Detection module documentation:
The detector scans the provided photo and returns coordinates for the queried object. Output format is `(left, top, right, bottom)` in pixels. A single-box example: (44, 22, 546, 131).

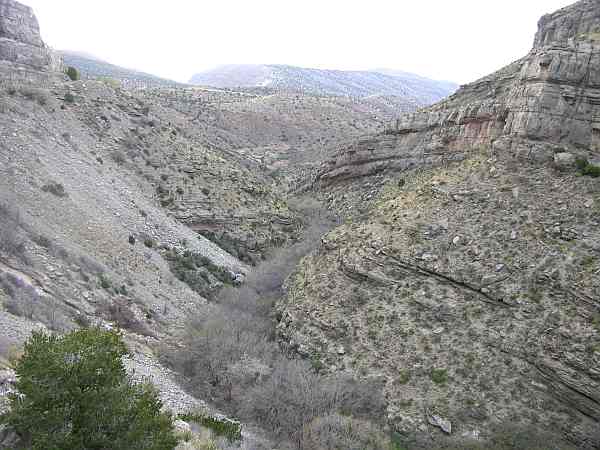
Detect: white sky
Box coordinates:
(20, 0, 575, 84)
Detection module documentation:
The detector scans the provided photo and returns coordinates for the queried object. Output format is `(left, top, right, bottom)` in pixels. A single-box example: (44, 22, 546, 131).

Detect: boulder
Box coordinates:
(173, 419, 192, 435)
(427, 413, 452, 434)
(553, 152, 576, 170)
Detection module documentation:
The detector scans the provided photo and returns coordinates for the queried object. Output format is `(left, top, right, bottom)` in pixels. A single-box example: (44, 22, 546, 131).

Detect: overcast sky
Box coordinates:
(21, 0, 574, 84)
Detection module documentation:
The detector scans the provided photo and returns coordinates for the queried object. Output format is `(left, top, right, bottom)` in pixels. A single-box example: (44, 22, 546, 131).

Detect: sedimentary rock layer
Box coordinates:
(0, 0, 63, 81)
(319, 0, 600, 184)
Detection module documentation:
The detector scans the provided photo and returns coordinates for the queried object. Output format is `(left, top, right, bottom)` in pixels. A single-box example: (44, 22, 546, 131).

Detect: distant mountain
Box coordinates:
(189, 64, 457, 106)
(60, 51, 186, 89)
(371, 68, 459, 103)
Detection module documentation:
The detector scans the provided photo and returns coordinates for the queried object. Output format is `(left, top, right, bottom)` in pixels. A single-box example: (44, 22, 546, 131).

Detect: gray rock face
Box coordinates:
(534, 0, 600, 48)
(0, 0, 63, 80)
(0, 0, 43, 46)
(318, 0, 600, 184)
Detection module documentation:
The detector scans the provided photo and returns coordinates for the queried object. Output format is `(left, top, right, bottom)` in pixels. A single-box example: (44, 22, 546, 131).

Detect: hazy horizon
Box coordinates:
(21, 0, 575, 85)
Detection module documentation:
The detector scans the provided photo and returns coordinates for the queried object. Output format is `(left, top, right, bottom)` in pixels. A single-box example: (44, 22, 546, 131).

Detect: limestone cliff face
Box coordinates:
(534, 0, 600, 47)
(0, 0, 63, 80)
(277, 2, 600, 447)
(319, 0, 600, 184)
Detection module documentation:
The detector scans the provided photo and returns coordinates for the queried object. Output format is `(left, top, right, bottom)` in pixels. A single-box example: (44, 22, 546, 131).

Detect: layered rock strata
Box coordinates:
(319, 0, 600, 184)
(0, 0, 63, 82)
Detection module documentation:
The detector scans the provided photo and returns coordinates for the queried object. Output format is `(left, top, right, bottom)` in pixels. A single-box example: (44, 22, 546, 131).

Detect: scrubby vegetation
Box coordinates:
(198, 231, 256, 265)
(399, 423, 579, 450)
(161, 200, 394, 449)
(178, 412, 242, 442)
(0, 273, 68, 331)
(19, 87, 50, 106)
(0, 201, 26, 260)
(576, 157, 600, 177)
(41, 182, 68, 197)
(65, 66, 80, 81)
(164, 249, 233, 299)
(0, 328, 177, 450)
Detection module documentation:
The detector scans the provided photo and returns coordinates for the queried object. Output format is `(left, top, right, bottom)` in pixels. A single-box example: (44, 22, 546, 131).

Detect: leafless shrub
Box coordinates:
(0, 335, 13, 364)
(164, 197, 382, 448)
(77, 254, 101, 272)
(1, 273, 68, 331)
(31, 234, 52, 249)
(19, 86, 51, 106)
(168, 305, 385, 448)
(98, 298, 154, 337)
(122, 135, 139, 150)
(0, 225, 25, 259)
(111, 150, 127, 165)
(301, 414, 392, 450)
(0, 201, 26, 260)
(240, 360, 385, 447)
(166, 307, 276, 403)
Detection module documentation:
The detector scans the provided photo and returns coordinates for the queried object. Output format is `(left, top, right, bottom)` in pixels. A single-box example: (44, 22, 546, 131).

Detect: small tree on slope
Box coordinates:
(1, 328, 177, 450)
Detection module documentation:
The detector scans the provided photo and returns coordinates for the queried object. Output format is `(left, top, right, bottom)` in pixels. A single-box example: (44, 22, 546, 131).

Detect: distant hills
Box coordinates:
(190, 64, 458, 105)
(60, 51, 186, 89)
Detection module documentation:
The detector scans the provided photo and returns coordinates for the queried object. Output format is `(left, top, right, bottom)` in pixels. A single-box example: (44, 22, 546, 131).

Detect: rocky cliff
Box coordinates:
(0, 0, 63, 81)
(277, 1, 600, 448)
(318, 0, 600, 185)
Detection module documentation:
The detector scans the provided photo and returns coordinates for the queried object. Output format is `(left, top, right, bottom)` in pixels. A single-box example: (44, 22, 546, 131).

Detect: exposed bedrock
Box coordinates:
(0, 0, 63, 81)
(319, 0, 600, 184)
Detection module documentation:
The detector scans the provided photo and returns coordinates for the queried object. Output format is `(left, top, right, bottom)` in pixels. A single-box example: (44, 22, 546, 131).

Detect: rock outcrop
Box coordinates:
(277, 1, 600, 448)
(319, 0, 600, 184)
(0, 0, 63, 82)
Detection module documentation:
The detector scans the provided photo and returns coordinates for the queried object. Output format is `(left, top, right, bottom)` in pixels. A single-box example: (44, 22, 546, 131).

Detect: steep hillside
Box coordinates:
(277, 1, 600, 448)
(60, 50, 186, 89)
(0, 3, 303, 446)
(190, 64, 457, 107)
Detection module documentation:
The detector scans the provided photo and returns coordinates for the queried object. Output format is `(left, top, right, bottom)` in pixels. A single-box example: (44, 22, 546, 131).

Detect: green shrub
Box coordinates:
(164, 250, 234, 299)
(430, 368, 449, 385)
(591, 313, 600, 332)
(99, 274, 112, 290)
(144, 238, 156, 248)
(575, 157, 600, 178)
(41, 182, 68, 197)
(397, 369, 411, 385)
(0, 328, 177, 450)
(64, 92, 75, 103)
(178, 412, 241, 442)
(65, 66, 80, 81)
